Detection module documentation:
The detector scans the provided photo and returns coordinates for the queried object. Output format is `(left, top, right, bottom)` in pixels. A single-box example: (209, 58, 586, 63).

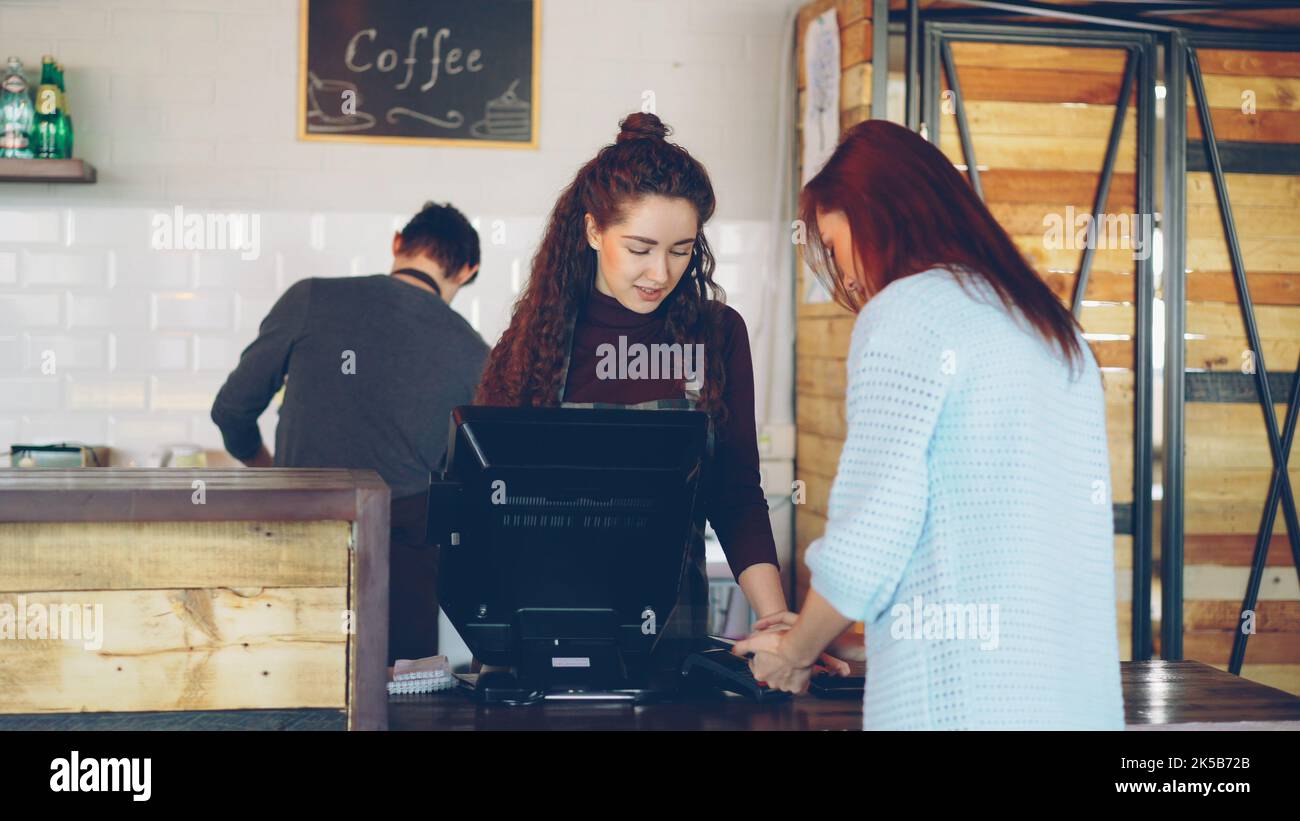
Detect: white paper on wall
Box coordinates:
(800, 7, 839, 304)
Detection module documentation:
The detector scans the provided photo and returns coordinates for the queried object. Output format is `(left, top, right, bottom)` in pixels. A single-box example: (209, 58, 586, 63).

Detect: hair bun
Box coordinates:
(617, 112, 671, 144)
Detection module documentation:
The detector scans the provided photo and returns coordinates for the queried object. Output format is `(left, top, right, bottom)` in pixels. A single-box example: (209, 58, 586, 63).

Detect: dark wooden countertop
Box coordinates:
(0, 468, 389, 522)
(388, 661, 1300, 730)
(1121, 659, 1300, 728)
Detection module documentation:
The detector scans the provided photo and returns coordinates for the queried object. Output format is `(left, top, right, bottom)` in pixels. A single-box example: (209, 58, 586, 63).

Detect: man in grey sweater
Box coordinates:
(211, 201, 490, 663)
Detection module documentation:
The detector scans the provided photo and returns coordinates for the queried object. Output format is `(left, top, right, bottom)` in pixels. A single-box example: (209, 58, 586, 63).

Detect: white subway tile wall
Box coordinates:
(0, 203, 773, 463)
(0, 252, 17, 284)
(0, 0, 791, 467)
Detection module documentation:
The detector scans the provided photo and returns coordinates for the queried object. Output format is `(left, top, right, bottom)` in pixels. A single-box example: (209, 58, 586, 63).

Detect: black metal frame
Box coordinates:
(1168, 28, 1300, 669)
(906, 0, 922, 130)
(872, 0, 890, 120)
(891, 1, 1300, 675)
(892, 1, 1300, 37)
(919, 21, 1159, 661)
(1163, 33, 1187, 660)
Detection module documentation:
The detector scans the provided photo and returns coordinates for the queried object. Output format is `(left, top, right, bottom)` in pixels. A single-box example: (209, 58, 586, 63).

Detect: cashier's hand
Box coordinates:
(750, 612, 853, 676)
(241, 444, 274, 468)
(732, 630, 813, 694)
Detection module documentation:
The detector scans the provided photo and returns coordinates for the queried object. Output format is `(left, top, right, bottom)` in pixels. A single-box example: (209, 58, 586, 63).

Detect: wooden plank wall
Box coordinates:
(794, 0, 874, 609)
(1182, 47, 1300, 695)
(0, 520, 351, 713)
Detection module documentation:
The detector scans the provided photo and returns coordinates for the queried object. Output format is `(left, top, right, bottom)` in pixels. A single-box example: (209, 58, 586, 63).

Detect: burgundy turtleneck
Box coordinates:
(563, 287, 778, 579)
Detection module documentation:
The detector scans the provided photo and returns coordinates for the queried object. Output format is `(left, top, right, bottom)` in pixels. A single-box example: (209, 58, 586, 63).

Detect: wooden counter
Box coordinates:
(388, 661, 1300, 731)
(0, 468, 389, 730)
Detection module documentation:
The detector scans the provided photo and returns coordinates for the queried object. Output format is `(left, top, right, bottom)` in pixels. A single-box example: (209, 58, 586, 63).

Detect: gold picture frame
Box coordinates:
(296, 0, 541, 150)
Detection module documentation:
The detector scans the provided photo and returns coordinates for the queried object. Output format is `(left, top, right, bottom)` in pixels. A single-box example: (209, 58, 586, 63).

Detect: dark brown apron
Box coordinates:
(556, 316, 716, 670)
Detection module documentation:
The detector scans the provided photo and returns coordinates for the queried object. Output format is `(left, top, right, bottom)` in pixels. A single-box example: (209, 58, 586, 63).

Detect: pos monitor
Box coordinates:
(427, 405, 709, 703)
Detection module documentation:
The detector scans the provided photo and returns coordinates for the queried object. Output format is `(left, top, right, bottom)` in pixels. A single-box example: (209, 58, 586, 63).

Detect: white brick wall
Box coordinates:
(0, 0, 796, 468)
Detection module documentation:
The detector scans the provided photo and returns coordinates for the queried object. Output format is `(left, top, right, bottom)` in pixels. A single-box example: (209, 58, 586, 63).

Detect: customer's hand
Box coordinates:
(827, 629, 867, 663)
(240, 444, 273, 468)
(752, 610, 798, 632)
(732, 630, 814, 694)
(750, 612, 852, 676)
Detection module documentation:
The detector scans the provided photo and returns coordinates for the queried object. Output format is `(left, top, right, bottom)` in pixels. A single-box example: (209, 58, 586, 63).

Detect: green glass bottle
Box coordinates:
(0, 57, 36, 158)
(33, 56, 60, 159)
(55, 62, 72, 158)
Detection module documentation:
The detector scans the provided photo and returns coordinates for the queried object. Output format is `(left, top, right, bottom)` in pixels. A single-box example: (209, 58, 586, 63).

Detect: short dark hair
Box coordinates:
(398, 202, 480, 285)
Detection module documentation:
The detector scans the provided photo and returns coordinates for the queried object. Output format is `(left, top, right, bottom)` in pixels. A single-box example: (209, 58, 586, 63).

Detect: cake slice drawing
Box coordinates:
(470, 79, 531, 140)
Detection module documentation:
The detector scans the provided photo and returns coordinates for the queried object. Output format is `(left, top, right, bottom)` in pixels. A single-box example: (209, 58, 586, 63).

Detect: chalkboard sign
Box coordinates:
(297, 0, 540, 149)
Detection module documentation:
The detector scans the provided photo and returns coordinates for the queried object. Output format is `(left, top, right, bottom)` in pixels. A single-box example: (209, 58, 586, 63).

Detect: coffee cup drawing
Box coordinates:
(305, 71, 377, 133)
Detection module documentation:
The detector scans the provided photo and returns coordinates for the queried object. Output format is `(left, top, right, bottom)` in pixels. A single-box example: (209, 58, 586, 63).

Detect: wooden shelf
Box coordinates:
(0, 157, 96, 183)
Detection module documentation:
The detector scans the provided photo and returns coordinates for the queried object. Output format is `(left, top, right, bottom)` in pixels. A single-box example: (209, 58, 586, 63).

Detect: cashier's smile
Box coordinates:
(0, 596, 103, 651)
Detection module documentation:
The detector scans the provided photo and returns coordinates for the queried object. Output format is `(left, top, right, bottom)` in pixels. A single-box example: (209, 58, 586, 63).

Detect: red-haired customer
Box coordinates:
(735, 120, 1124, 730)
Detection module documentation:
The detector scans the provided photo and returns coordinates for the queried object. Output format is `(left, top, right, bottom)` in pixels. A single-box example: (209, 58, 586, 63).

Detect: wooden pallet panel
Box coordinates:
(1187, 74, 1300, 112)
(1207, 664, 1300, 697)
(1186, 600, 1300, 629)
(1186, 533, 1296, 566)
(0, 587, 347, 713)
(982, 169, 1136, 208)
(1184, 630, 1300, 664)
(1185, 497, 1292, 535)
(840, 62, 872, 112)
(1188, 237, 1300, 273)
(795, 314, 855, 360)
(949, 41, 1128, 73)
(1012, 235, 1138, 276)
(1186, 403, 1295, 472)
(952, 66, 1136, 105)
(796, 394, 847, 442)
(1185, 302, 1300, 340)
(1184, 565, 1300, 600)
(1187, 172, 1300, 208)
(0, 520, 351, 593)
(1043, 270, 1137, 304)
(839, 18, 872, 68)
(991, 202, 1145, 243)
(1185, 271, 1300, 306)
(943, 100, 1135, 139)
(797, 431, 846, 480)
(1197, 49, 1300, 78)
(941, 132, 1137, 173)
(1185, 337, 1298, 371)
(1188, 107, 1300, 143)
(796, 354, 848, 398)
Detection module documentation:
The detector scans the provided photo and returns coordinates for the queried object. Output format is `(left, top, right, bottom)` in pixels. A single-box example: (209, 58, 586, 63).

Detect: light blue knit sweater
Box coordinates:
(806, 267, 1124, 730)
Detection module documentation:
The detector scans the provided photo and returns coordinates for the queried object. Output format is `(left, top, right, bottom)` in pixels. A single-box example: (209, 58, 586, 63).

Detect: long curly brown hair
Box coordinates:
(475, 112, 729, 421)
